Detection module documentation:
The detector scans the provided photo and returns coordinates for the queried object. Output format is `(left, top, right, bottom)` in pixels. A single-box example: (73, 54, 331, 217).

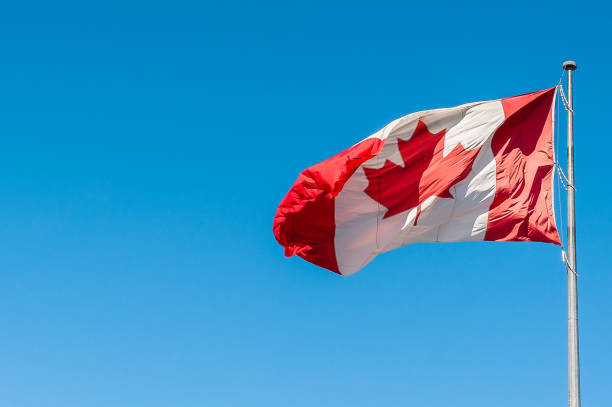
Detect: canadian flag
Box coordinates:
(274, 88, 560, 276)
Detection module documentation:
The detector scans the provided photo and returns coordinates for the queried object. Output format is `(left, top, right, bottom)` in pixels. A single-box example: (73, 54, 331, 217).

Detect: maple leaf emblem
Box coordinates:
(363, 120, 481, 224)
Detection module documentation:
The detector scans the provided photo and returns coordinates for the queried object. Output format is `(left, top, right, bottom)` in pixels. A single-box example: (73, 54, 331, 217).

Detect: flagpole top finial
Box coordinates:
(563, 61, 577, 71)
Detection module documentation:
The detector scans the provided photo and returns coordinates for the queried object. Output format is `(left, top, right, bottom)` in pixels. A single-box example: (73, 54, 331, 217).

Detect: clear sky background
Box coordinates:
(1, 1, 610, 406)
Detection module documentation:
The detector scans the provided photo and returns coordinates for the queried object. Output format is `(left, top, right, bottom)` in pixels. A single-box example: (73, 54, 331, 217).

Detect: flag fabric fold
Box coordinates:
(274, 88, 560, 276)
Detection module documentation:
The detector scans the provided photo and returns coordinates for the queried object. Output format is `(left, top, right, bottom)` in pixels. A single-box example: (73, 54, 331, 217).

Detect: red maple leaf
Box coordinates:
(363, 120, 481, 224)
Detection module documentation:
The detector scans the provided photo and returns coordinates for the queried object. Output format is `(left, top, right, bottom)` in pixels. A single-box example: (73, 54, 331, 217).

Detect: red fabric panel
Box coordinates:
(485, 88, 561, 244)
(273, 138, 384, 274)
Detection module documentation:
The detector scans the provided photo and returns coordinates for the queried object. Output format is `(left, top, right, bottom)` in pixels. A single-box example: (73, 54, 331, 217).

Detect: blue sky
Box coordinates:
(1, 1, 610, 406)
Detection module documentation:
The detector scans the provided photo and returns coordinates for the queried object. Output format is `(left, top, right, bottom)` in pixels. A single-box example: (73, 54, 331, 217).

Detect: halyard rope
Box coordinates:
(558, 83, 574, 114)
(555, 77, 578, 277)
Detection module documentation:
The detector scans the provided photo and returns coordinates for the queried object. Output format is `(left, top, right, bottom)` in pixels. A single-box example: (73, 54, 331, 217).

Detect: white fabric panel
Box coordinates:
(334, 100, 505, 276)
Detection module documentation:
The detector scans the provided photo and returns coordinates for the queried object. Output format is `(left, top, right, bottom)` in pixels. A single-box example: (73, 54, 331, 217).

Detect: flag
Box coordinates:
(273, 88, 560, 276)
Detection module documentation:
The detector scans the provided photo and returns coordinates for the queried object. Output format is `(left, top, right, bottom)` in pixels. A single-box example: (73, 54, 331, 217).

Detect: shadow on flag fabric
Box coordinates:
(273, 88, 561, 276)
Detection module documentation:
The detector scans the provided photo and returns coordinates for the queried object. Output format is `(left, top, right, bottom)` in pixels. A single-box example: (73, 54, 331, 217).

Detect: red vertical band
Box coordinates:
(273, 137, 384, 274)
(485, 88, 561, 244)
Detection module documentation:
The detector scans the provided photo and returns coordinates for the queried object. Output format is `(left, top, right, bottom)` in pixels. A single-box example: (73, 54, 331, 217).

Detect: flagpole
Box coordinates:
(563, 60, 580, 407)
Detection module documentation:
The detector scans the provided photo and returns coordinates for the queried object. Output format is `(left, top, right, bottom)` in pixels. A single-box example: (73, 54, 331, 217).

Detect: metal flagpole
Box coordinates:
(563, 60, 580, 407)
